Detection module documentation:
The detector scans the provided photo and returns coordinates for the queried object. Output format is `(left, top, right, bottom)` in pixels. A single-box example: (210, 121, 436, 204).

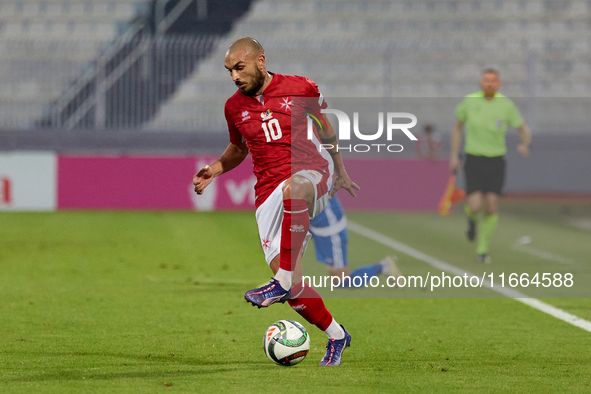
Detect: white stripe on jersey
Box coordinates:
(330, 232, 344, 269)
(309, 216, 347, 237)
(324, 200, 345, 268)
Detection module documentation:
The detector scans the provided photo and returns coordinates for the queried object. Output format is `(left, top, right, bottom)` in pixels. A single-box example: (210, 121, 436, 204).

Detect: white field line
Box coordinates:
(566, 217, 591, 231)
(512, 245, 575, 264)
(348, 221, 591, 333)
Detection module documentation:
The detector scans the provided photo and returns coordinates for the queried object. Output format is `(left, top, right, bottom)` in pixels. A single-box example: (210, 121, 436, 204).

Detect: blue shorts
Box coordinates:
(309, 195, 348, 268)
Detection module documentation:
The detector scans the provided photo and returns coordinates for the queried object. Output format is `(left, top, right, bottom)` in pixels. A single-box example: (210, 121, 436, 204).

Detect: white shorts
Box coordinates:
(256, 170, 332, 265)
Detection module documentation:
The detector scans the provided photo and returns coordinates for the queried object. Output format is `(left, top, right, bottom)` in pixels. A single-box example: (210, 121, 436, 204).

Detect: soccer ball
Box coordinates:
(263, 320, 310, 366)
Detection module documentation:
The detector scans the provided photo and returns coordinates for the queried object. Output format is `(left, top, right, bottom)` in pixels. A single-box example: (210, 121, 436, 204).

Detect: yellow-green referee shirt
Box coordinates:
(455, 92, 524, 157)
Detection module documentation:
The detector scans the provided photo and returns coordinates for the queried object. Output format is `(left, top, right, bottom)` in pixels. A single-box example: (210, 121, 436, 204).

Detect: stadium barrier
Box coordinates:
(57, 155, 256, 211)
(0, 153, 450, 211)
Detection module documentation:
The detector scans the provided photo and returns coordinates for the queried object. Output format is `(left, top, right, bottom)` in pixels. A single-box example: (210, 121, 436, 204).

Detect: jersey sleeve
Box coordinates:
(224, 101, 243, 145)
(305, 78, 328, 111)
(508, 100, 525, 129)
(455, 98, 467, 122)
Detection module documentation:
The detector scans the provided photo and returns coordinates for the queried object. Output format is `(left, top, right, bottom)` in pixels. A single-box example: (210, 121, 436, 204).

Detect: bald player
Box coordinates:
(450, 69, 532, 263)
(193, 38, 358, 366)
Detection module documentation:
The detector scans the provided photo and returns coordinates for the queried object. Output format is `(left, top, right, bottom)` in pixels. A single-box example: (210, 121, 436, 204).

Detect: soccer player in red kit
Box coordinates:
(193, 38, 359, 366)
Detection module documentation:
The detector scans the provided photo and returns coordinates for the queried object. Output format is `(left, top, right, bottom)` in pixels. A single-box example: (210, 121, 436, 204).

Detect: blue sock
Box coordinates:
(344, 264, 383, 288)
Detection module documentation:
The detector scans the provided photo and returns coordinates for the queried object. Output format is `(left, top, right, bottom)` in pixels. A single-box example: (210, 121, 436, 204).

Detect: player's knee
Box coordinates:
(468, 202, 481, 214)
(467, 193, 482, 212)
(289, 175, 313, 200)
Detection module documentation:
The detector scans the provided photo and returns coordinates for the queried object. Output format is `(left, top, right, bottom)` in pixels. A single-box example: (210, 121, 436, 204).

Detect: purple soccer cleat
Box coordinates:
(244, 278, 291, 308)
(319, 325, 351, 366)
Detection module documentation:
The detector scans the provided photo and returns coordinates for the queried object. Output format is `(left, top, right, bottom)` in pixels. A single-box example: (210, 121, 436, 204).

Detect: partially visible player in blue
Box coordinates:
(310, 195, 400, 286)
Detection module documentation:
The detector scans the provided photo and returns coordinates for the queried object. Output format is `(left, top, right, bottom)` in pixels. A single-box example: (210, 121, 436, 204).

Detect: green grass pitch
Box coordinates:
(1, 206, 590, 393)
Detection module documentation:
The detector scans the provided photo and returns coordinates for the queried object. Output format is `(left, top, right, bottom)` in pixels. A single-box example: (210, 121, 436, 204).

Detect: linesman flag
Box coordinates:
(438, 175, 466, 216)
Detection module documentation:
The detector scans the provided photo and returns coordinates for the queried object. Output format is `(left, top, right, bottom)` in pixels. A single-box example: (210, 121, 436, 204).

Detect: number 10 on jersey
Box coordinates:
(262, 119, 282, 142)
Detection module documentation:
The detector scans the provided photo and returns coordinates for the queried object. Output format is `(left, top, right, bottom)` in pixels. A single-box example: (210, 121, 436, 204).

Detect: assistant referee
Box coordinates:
(450, 69, 532, 263)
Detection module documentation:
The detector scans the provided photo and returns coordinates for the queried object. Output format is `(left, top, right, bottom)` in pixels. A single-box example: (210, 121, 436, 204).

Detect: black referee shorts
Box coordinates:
(464, 154, 506, 195)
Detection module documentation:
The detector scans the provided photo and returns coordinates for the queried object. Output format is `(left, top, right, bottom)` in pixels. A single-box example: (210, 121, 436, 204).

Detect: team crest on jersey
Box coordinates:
(261, 238, 270, 250)
(241, 110, 250, 121)
(261, 109, 273, 121)
(280, 97, 292, 112)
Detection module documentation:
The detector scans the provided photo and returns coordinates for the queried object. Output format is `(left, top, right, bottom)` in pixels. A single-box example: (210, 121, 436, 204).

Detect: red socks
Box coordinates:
(279, 199, 310, 272)
(288, 282, 333, 331)
(280, 200, 333, 332)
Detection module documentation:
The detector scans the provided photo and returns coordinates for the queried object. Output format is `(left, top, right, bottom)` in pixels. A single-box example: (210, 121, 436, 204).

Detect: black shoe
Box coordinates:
(466, 219, 476, 242)
(477, 254, 491, 264)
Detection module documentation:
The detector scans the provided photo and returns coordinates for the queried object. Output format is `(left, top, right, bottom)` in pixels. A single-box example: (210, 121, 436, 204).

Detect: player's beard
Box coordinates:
(240, 67, 266, 97)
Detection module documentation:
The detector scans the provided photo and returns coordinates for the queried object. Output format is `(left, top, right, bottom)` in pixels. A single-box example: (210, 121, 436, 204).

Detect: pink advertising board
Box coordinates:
(337, 158, 450, 211)
(57, 155, 449, 211)
(58, 155, 257, 211)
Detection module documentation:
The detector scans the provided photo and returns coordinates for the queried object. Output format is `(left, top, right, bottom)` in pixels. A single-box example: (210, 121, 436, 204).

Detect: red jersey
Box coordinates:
(224, 73, 330, 208)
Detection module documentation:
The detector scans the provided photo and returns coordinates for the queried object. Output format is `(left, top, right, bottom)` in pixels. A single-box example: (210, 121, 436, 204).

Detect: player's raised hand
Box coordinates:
(517, 143, 530, 157)
(330, 171, 360, 198)
(193, 165, 215, 195)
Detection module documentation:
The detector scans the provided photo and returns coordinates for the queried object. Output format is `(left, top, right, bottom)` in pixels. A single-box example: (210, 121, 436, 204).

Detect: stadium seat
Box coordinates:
(2, 0, 591, 131)
(0, 0, 148, 128)
(146, 0, 591, 132)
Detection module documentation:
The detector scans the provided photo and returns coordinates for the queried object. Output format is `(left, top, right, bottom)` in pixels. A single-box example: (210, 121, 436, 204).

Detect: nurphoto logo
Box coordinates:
(307, 109, 418, 154)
